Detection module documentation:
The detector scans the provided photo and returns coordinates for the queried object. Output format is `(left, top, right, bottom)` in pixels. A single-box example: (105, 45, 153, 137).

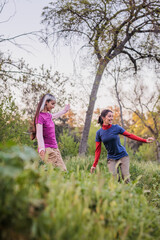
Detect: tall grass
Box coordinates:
(0, 145, 160, 240)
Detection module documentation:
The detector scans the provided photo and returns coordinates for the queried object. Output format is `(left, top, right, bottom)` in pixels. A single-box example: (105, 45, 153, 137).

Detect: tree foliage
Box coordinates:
(0, 52, 75, 117)
(0, 96, 32, 146)
(121, 78, 160, 162)
(42, 0, 160, 154)
(0, 53, 76, 148)
(42, 0, 160, 63)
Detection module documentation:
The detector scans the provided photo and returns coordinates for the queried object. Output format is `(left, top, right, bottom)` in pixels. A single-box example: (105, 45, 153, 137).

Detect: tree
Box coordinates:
(0, 53, 74, 116)
(0, 1, 78, 147)
(42, 0, 160, 154)
(62, 109, 77, 127)
(121, 77, 160, 162)
(106, 56, 128, 147)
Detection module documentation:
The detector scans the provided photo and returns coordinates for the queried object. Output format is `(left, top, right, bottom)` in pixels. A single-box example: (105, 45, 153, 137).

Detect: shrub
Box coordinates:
(134, 143, 157, 162)
(35, 159, 160, 240)
(130, 161, 160, 209)
(1, 145, 160, 240)
(0, 144, 48, 240)
(0, 96, 33, 147)
(87, 123, 107, 158)
(58, 130, 79, 158)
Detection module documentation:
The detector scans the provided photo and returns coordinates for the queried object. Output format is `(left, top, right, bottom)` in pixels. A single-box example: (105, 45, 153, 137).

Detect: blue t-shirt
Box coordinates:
(95, 124, 128, 160)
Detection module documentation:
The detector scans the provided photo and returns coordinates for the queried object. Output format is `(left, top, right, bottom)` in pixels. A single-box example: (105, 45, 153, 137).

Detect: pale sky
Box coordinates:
(1, 0, 76, 73)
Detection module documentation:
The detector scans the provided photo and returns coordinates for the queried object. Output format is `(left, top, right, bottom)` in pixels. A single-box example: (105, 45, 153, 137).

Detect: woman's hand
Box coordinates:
(90, 166, 96, 173)
(39, 150, 45, 160)
(146, 137, 155, 143)
(64, 104, 70, 113)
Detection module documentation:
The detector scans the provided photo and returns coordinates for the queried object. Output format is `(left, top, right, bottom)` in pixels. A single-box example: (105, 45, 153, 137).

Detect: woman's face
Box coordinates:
(102, 112, 113, 125)
(45, 100, 56, 112)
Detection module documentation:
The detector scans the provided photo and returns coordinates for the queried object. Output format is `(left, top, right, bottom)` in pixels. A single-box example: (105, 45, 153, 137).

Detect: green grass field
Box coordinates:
(0, 145, 160, 240)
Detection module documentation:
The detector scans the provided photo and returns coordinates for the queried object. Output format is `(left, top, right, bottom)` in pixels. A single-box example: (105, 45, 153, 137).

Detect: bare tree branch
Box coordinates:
(0, 31, 41, 43)
(121, 50, 137, 72)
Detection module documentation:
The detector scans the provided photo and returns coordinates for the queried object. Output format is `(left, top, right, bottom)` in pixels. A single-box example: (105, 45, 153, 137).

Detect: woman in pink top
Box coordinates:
(30, 93, 70, 171)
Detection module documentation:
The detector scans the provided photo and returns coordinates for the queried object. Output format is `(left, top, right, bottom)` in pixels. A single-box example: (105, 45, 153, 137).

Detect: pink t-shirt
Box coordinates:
(36, 112, 58, 149)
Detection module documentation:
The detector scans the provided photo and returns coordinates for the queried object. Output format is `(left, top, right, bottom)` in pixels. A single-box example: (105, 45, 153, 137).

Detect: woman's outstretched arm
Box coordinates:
(122, 131, 155, 143)
(52, 104, 70, 119)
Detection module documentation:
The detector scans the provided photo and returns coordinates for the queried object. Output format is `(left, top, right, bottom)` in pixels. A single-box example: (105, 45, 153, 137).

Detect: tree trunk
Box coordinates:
(156, 140, 160, 163)
(79, 59, 108, 155)
(115, 83, 126, 148)
(119, 105, 126, 147)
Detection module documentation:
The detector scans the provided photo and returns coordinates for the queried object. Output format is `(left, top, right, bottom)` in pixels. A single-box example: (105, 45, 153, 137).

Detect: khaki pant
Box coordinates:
(42, 148, 67, 171)
(107, 156, 130, 183)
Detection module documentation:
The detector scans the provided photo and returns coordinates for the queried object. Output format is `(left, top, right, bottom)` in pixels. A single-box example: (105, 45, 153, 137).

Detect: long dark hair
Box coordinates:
(98, 109, 113, 126)
(29, 94, 56, 140)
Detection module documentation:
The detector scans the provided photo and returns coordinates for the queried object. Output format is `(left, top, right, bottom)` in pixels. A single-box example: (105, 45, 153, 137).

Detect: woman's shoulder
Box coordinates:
(38, 112, 46, 119)
(39, 112, 52, 118)
(37, 112, 51, 123)
(112, 124, 120, 128)
(112, 124, 125, 132)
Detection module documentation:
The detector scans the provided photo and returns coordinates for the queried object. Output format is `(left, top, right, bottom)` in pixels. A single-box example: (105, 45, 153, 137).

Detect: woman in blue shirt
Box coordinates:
(90, 109, 154, 183)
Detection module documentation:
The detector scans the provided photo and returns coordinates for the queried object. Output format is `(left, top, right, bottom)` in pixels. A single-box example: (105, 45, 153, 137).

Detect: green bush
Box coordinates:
(130, 161, 160, 210)
(0, 145, 160, 240)
(58, 130, 79, 158)
(87, 123, 107, 158)
(0, 144, 48, 240)
(0, 96, 33, 147)
(35, 159, 160, 240)
(134, 143, 157, 162)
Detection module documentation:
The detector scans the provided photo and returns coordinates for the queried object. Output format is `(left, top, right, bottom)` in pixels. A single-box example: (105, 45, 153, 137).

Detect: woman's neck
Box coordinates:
(102, 124, 112, 130)
(42, 108, 49, 113)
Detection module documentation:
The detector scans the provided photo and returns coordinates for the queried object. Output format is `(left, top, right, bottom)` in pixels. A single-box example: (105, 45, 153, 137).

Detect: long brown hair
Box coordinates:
(29, 94, 56, 140)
